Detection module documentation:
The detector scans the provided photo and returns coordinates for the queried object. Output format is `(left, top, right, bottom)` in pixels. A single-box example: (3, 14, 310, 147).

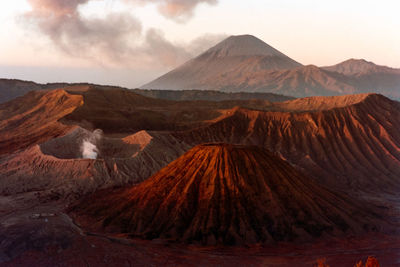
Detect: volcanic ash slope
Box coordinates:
(73, 144, 386, 246)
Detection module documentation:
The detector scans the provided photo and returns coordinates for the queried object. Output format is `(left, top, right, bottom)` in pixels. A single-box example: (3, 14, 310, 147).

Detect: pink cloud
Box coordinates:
(21, 0, 222, 68)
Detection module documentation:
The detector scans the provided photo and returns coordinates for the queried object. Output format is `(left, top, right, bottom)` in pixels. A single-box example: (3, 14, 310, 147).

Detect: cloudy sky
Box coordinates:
(0, 0, 399, 88)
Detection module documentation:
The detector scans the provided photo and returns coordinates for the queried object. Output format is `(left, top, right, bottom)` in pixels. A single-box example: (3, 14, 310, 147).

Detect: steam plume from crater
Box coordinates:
(81, 140, 98, 159)
(80, 129, 103, 159)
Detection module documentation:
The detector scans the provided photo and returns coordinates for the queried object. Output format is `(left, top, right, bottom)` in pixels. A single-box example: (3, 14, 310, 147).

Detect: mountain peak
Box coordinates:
(339, 58, 376, 67)
(141, 34, 302, 90)
(324, 58, 399, 76)
(202, 34, 291, 58)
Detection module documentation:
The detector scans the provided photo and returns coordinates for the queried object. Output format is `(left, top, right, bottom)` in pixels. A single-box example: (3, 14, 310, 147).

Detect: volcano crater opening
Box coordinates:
(39, 128, 141, 160)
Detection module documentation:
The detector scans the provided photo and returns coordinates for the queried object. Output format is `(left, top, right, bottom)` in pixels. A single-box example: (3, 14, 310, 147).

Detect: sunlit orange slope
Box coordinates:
(73, 144, 386, 245)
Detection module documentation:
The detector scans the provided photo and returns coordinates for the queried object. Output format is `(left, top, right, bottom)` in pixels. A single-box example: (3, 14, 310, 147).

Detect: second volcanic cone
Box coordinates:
(73, 144, 384, 245)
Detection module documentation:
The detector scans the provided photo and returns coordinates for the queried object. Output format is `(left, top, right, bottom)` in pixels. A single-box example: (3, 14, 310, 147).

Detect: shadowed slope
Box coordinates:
(0, 79, 43, 103)
(62, 87, 278, 133)
(133, 89, 294, 102)
(73, 144, 385, 246)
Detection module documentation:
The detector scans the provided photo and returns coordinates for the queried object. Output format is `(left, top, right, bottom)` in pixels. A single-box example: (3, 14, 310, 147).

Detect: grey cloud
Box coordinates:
(22, 0, 222, 68)
(144, 30, 227, 67)
(126, 0, 218, 22)
(188, 33, 228, 56)
(24, 0, 142, 65)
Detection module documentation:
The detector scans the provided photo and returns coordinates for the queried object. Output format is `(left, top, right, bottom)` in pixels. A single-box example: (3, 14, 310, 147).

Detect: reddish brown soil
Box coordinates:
(4, 233, 399, 267)
(72, 144, 390, 246)
(0, 86, 285, 157)
(1, 90, 399, 199)
(174, 94, 400, 193)
(0, 90, 82, 155)
(0, 129, 189, 198)
(0, 89, 399, 265)
(1, 190, 398, 266)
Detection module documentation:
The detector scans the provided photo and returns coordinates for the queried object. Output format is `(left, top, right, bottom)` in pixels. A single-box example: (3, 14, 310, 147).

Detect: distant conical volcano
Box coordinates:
(73, 144, 382, 245)
(142, 35, 400, 99)
(141, 35, 302, 90)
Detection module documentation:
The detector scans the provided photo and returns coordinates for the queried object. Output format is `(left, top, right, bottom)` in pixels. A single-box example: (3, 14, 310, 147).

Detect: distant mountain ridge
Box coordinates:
(0, 78, 292, 104)
(143, 35, 400, 99)
(323, 58, 400, 76)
